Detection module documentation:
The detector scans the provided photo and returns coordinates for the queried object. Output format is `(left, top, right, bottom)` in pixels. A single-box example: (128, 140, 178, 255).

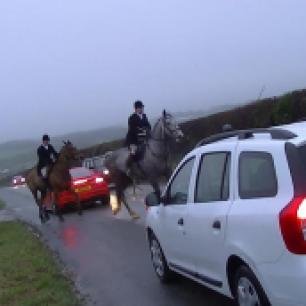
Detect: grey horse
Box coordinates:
(105, 110, 184, 219)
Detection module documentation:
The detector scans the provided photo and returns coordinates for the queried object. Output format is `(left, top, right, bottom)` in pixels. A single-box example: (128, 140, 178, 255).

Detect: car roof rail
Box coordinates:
(195, 128, 297, 148)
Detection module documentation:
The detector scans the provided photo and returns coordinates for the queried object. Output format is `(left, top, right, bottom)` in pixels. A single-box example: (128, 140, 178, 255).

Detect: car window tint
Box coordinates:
(239, 152, 277, 199)
(70, 167, 93, 178)
(298, 144, 306, 169)
(195, 153, 230, 203)
(168, 157, 195, 205)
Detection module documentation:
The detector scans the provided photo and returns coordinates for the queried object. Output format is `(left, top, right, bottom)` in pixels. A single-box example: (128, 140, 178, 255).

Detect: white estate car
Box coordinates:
(145, 123, 306, 306)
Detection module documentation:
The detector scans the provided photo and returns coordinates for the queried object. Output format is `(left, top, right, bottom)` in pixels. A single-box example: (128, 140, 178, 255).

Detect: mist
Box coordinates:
(1, 0, 306, 143)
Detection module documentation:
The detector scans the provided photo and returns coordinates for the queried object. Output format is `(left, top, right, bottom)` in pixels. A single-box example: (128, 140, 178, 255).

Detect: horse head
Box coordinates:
(60, 140, 79, 162)
(159, 110, 184, 142)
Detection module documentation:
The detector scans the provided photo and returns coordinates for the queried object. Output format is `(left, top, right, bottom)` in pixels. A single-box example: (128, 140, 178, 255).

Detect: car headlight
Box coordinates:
(13, 180, 17, 184)
(21, 178, 25, 182)
(103, 169, 110, 176)
(95, 177, 104, 183)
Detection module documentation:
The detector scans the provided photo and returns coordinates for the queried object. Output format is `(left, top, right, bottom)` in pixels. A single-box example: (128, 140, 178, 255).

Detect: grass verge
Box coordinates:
(0, 221, 80, 306)
(0, 198, 5, 210)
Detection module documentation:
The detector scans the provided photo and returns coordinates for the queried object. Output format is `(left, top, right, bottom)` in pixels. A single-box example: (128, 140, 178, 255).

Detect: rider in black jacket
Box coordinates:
(37, 134, 58, 179)
(125, 101, 151, 172)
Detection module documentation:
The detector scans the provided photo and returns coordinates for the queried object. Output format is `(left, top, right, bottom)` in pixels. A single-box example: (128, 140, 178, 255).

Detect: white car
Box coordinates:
(145, 123, 306, 306)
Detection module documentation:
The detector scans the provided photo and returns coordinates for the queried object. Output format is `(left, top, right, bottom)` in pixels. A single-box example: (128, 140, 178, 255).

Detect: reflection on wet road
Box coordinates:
(0, 186, 234, 306)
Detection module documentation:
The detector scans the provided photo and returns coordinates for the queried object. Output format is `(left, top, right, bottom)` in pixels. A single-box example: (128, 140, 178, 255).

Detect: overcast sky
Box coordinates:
(1, 0, 306, 143)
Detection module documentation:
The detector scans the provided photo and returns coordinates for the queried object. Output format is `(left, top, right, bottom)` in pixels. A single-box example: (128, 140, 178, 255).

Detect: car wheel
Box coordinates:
(234, 265, 270, 306)
(149, 234, 173, 283)
(100, 194, 110, 205)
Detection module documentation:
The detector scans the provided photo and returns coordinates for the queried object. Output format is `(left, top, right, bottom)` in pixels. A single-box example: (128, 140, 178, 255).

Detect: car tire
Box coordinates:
(149, 234, 173, 283)
(233, 265, 270, 306)
(101, 194, 110, 205)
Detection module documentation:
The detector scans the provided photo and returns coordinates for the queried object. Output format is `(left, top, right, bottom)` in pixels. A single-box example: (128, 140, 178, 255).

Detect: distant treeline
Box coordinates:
(80, 88, 306, 161)
(3, 88, 304, 186)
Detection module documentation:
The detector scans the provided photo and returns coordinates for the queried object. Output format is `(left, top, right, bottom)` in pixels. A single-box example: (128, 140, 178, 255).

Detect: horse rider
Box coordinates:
(125, 100, 151, 173)
(37, 134, 58, 183)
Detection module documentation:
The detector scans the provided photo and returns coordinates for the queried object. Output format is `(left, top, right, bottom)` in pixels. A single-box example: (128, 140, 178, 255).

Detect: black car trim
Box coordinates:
(169, 262, 223, 288)
(285, 142, 306, 197)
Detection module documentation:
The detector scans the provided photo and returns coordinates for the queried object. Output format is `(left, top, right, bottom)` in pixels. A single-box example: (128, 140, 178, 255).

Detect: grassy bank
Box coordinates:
(0, 199, 5, 210)
(0, 222, 80, 306)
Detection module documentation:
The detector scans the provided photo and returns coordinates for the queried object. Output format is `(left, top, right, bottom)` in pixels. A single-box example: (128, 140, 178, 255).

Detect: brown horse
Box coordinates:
(26, 141, 82, 223)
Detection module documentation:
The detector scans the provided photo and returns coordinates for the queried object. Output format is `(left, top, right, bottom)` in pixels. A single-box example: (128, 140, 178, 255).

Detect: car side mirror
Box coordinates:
(145, 192, 160, 207)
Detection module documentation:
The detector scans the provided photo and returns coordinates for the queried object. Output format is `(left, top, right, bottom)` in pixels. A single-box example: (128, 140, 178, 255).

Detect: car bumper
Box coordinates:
(58, 185, 109, 207)
(258, 252, 306, 306)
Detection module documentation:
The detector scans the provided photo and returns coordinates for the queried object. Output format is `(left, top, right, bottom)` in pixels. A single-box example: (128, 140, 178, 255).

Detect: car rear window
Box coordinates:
(70, 167, 93, 178)
(298, 145, 306, 166)
(239, 152, 277, 199)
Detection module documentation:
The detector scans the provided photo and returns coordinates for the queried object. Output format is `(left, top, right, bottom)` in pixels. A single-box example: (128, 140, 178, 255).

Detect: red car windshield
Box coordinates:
(70, 167, 93, 178)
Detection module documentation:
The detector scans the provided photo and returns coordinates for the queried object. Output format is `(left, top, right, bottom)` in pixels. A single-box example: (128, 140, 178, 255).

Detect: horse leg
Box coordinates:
(120, 189, 140, 220)
(72, 189, 82, 216)
(31, 189, 44, 223)
(40, 189, 50, 221)
(53, 192, 64, 222)
(148, 177, 161, 199)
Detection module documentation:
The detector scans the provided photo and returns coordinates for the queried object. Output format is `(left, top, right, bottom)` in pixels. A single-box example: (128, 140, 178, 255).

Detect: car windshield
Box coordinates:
(70, 167, 93, 178)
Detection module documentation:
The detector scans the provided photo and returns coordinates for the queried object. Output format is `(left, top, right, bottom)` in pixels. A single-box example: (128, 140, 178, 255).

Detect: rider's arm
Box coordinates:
(128, 115, 138, 130)
(37, 146, 44, 166)
(128, 115, 138, 144)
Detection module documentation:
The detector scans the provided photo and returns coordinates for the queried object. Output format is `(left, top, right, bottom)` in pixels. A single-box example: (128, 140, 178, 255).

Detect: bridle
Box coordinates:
(146, 116, 178, 162)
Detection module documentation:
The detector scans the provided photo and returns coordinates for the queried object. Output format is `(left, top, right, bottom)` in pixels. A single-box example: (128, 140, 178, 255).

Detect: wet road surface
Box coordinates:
(0, 186, 234, 306)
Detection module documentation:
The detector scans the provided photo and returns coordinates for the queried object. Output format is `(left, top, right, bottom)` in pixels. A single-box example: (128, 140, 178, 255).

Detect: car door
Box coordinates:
(186, 143, 235, 288)
(158, 156, 197, 272)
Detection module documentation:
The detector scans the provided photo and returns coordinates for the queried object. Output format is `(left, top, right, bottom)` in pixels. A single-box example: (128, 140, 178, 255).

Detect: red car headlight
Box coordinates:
(95, 177, 104, 184)
(103, 169, 110, 176)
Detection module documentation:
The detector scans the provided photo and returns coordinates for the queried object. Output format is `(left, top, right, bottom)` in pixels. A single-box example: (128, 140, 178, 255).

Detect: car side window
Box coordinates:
(167, 157, 195, 205)
(239, 152, 277, 199)
(195, 152, 231, 203)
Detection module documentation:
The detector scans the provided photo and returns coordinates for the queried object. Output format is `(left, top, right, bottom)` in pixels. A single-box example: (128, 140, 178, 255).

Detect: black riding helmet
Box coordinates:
(42, 134, 50, 141)
(134, 100, 144, 109)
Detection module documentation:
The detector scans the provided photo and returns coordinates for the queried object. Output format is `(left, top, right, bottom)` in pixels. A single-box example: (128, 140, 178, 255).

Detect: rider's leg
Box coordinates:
(37, 164, 43, 177)
(126, 144, 137, 176)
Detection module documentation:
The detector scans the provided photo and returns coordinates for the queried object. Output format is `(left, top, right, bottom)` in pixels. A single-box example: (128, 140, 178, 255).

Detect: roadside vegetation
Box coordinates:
(80, 88, 306, 160)
(0, 198, 5, 210)
(2, 88, 306, 185)
(0, 221, 80, 306)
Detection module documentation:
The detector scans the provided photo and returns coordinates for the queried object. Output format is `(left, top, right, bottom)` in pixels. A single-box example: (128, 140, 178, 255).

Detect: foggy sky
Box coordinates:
(1, 0, 306, 143)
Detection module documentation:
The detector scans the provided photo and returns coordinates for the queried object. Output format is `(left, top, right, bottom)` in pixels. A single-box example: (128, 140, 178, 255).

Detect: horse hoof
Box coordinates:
(131, 213, 140, 220)
(40, 217, 46, 224)
(112, 208, 120, 215)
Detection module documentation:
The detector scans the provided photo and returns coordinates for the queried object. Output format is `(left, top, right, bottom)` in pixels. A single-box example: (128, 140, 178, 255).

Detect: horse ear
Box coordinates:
(63, 140, 67, 145)
(163, 109, 166, 117)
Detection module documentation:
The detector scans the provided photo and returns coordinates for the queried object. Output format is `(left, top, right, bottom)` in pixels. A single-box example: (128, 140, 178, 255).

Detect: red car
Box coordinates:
(12, 175, 26, 187)
(57, 167, 110, 208)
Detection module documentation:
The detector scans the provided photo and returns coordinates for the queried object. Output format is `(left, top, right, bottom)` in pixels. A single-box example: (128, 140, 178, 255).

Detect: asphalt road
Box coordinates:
(0, 185, 234, 306)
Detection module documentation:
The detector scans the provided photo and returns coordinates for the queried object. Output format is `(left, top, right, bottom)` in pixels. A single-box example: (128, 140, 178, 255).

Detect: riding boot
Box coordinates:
(126, 155, 134, 178)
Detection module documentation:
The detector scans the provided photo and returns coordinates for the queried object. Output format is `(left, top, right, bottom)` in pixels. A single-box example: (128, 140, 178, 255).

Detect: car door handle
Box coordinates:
(178, 218, 184, 226)
(212, 220, 221, 230)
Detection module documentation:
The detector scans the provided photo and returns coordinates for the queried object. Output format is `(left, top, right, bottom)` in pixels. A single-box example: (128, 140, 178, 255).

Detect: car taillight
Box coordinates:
(95, 177, 104, 184)
(279, 196, 306, 254)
